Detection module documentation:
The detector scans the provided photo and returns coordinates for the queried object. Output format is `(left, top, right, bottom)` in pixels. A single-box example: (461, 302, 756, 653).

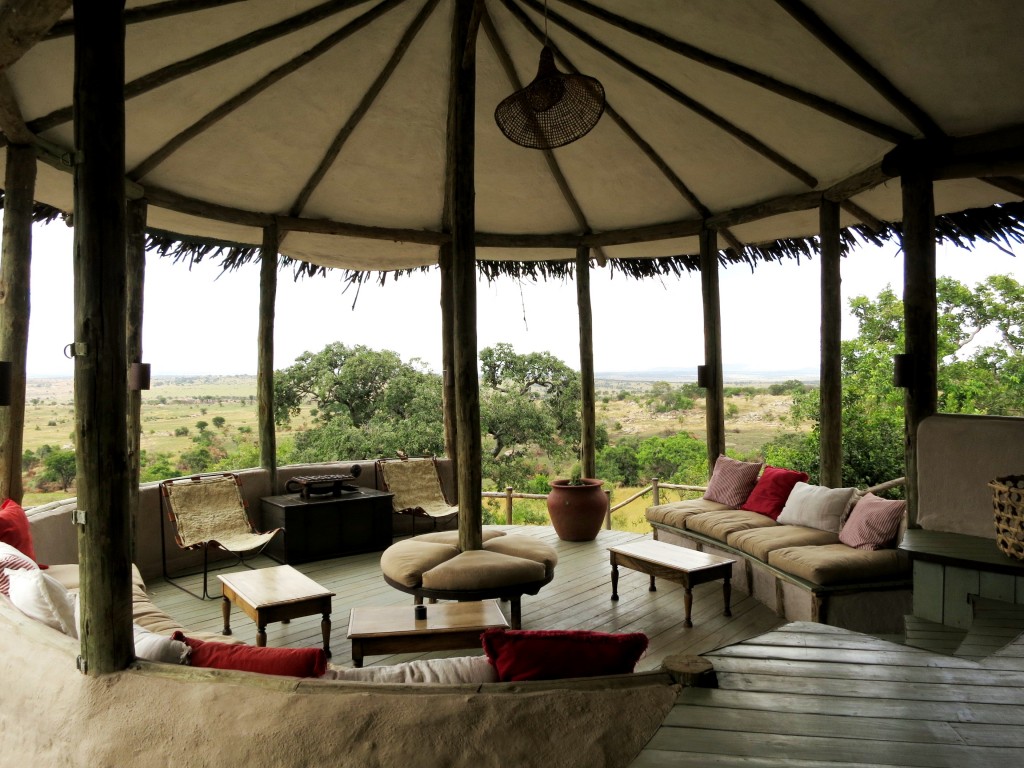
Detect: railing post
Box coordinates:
(505, 486, 513, 525)
(604, 488, 612, 529)
(652, 477, 660, 507)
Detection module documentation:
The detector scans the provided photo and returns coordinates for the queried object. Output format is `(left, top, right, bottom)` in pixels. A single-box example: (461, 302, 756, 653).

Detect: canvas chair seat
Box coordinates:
(378, 458, 458, 535)
(161, 472, 283, 599)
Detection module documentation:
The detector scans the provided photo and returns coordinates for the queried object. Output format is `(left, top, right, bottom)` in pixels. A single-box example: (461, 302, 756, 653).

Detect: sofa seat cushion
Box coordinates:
(379, 540, 459, 588)
(421, 549, 546, 592)
(767, 543, 910, 586)
(727, 526, 839, 562)
(685, 509, 777, 542)
(484, 535, 558, 580)
(646, 498, 732, 529)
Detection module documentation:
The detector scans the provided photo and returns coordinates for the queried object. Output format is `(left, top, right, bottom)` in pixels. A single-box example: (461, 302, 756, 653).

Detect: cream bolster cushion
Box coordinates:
(322, 655, 498, 685)
(134, 623, 190, 664)
(776, 483, 857, 534)
(421, 550, 546, 591)
(380, 540, 459, 588)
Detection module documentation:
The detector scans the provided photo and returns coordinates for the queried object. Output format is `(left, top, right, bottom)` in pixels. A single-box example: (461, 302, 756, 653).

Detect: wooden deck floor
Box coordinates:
(633, 621, 1024, 767)
(147, 525, 784, 670)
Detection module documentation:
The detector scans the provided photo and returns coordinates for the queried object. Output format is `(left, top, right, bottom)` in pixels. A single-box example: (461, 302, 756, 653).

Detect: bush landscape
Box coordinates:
(21, 277, 1024, 535)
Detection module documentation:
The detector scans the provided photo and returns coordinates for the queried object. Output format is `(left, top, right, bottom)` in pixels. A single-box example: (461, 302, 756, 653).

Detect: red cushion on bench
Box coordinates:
(481, 628, 648, 682)
(173, 632, 327, 678)
(741, 466, 809, 520)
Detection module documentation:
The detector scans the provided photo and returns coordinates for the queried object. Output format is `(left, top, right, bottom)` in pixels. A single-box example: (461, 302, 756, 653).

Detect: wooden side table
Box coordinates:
(347, 600, 508, 668)
(609, 540, 734, 627)
(218, 565, 335, 656)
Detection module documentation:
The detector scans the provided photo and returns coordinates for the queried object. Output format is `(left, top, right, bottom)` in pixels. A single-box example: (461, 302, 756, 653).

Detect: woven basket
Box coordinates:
(990, 475, 1024, 560)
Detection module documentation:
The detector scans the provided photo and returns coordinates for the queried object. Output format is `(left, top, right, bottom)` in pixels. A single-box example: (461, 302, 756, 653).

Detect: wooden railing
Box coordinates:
(482, 476, 906, 530)
(481, 477, 708, 530)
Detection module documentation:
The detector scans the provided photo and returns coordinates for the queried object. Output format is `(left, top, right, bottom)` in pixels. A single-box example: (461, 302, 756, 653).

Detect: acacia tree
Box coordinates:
(763, 275, 1024, 491)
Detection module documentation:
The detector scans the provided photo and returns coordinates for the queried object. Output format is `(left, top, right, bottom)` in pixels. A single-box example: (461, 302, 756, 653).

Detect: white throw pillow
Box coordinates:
(776, 482, 857, 533)
(6, 567, 78, 638)
(133, 623, 190, 664)
(322, 655, 498, 684)
(0, 541, 39, 596)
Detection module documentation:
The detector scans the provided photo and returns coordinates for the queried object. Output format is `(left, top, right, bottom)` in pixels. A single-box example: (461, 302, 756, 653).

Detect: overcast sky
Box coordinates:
(21, 217, 1024, 378)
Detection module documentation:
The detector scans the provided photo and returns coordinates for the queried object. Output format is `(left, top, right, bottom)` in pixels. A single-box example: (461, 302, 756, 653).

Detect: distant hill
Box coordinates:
(595, 367, 818, 385)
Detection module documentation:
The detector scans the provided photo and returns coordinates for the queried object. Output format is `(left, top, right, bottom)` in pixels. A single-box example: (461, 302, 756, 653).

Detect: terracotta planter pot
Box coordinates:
(546, 478, 607, 542)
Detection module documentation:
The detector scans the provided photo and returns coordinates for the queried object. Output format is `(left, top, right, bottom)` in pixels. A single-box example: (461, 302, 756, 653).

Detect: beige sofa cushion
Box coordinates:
(685, 509, 776, 542)
(484, 535, 558, 580)
(379, 540, 459, 588)
(646, 498, 732, 529)
(767, 543, 910, 586)
(421, 550, 546, 591)
(727, 526, 840, 562)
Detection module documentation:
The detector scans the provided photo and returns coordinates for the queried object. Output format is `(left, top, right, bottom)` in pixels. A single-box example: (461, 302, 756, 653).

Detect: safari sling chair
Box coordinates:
(160, 472, 283, 599)
(376, 456, 459, 536)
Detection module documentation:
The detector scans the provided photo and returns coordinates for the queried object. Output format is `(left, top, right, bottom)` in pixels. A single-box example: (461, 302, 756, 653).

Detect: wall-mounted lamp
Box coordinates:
(129, 362, 151, 391)
(696, 364, 708, 389)
(0, 361, 11, 406)
(893, 353, 913, 388)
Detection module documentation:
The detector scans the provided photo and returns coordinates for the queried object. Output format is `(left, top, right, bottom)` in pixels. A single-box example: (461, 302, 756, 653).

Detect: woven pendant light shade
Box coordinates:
(495, 46, 605, 150)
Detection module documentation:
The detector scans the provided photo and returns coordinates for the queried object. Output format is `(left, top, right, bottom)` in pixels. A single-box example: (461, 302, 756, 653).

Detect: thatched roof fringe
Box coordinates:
(86, 202, 1024, 285)
(0, 191, 64, 224)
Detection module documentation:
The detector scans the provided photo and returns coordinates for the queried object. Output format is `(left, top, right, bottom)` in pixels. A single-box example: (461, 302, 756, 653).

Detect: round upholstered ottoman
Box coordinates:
(379, 530, 558, 628)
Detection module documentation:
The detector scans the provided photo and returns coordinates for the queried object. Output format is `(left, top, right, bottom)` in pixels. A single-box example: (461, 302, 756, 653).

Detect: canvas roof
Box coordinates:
(6, 0, 1024, 273)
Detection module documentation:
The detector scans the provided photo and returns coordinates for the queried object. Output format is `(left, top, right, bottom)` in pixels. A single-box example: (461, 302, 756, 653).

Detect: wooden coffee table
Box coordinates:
(347, 600, 509, 668)
(608, 540, 734, 627)
(218, 565, 335, 656)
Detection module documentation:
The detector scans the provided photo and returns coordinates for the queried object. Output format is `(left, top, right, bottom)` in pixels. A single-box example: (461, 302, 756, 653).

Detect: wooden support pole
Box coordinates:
(258, 223, 278, 487)
(700, 229, 725, 472)
(901, 173, 937, 528)
(0, 143, 35, 503)
(575, 245, 597, 479)
(448, 0, 482, 552)
(125, 197, 148, 548)
(819, 199, 843, 487)
(73, 0, 133, 675)
(439, 242, 457, 469)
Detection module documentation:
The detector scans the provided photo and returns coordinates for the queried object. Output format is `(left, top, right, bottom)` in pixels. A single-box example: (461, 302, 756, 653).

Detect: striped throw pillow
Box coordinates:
(0, 540, 39, 596)
(703, 455, 764, 508)
(839, 493, 907, 550)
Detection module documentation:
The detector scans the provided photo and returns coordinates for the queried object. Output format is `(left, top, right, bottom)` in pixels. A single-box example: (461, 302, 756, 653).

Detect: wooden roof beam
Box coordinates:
(882, 126, 1024, 180)
(509, 0, 817, 188)
(28, 0, 376, 136)
(47, 0, 247, 39)
(129, 0, 406, 180)
(288, 0, 440, 219)
(0, 0, 70, 72)
(554, 0, 910, 144)
(775, 0, 943, 139)
(0, 74, 33, 145)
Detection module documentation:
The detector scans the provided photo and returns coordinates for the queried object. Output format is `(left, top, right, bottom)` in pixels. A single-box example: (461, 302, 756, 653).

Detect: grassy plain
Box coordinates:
(22, 375, 805, 519)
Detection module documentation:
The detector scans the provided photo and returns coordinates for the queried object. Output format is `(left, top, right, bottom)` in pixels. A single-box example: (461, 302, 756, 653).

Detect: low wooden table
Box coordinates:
(347, 600, 509, 668)
(609, 540, 734, 627)
(218, 565, 335, 657)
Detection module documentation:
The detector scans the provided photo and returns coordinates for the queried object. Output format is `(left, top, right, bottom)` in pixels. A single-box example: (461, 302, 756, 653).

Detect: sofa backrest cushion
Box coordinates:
(703, 455, 763, 507)
(840, 493, 907, 551)
(740, 466, 810, 520)
(777, 483, 857, 533)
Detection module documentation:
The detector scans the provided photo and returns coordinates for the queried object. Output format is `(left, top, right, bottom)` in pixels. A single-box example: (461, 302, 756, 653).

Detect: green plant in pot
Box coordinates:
(546, 464, 607, 542)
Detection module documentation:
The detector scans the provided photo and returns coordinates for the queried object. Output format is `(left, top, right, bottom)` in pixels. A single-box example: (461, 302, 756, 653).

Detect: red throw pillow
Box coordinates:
(172, 632, 327, 678)
(481, 628, 648, 682)
(0, 498, 37, 562)
(741, 466, 810, 520)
